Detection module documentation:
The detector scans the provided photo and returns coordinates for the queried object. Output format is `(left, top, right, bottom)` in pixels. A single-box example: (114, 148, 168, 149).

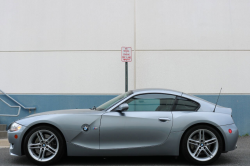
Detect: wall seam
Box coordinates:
(1, 50, 250, 53)
(134, 0, 137, 90)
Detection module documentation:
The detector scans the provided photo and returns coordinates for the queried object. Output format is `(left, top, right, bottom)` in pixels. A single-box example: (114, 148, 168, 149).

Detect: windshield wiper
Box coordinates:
(90, 106, 96, 110)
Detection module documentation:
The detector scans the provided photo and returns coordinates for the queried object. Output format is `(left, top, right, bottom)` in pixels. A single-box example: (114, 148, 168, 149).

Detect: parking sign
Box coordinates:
(121, 47, 132, 62)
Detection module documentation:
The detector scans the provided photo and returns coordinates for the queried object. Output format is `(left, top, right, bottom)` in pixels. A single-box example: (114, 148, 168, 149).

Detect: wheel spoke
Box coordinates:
(29, 143, 40, 149)
(199, 129, 205, 141)
(203, 148, 210, 157)
(47, 135, 55, 144)
(46, 148, 55, 154)
(199, 130, 202, 142)
(38, 148, 42, 159)
(202, 130, 205, 141)
(189, 142, 199, 146)
(188, 139, 199, 146)
(37, 133, 42, 142)
(38, 131, 45, 141)
(41, 149, 46, 160)
(192, 146, 199, 156)
(195, 149, 202, 157)
(205, 138, 216, 143)
(47, 145, 57, 153)
(205, 146, 213, 157)
(206, 140, 217, 146)
(189, 139, 200, 143)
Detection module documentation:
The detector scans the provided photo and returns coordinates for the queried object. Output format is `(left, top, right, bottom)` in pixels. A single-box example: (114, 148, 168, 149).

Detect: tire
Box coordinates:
(181, 125, 223, 165)
(23, 125, 66, 165)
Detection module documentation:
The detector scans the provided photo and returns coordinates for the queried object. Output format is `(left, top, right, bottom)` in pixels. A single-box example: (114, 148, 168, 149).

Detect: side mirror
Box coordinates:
(115, 103, 129, 112)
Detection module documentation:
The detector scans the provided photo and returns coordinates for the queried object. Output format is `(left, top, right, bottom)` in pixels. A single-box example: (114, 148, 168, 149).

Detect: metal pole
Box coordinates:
(125, 62, 128, 92)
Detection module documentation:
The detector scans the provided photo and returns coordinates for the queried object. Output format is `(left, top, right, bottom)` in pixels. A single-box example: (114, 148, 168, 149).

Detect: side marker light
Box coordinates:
(14, 135, 18, 139)
(228, 129, 232, 134)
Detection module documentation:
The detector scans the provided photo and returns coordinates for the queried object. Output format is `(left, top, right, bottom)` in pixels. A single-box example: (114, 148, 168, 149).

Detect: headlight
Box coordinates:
(9, 122, 22, 132)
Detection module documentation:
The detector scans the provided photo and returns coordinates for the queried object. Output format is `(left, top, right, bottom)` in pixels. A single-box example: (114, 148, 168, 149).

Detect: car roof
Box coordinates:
(132, 88, 183, 96)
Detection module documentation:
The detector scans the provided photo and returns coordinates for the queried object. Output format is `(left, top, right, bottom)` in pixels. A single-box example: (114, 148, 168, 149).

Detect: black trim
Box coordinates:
(118, 93, 177, 112)
(171, 96, 178, 111)
(8, 122, 14, 130)
(100, 90, 133, 111)
(171, 96, 200, 112)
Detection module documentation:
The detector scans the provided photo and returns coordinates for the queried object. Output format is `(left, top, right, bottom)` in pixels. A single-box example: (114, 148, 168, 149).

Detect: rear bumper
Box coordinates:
(218, 123, 238, 152)
(8, 126, 26, 156)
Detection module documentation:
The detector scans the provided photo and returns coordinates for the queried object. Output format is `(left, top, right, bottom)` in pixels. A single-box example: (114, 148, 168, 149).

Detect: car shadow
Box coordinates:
(56, 155, 234, 166)
(56, 156, 191, 165)
(7, 154, 234, 166)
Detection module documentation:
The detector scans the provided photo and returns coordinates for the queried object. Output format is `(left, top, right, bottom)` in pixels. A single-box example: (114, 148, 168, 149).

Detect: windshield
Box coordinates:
(96, 90, 133, 111)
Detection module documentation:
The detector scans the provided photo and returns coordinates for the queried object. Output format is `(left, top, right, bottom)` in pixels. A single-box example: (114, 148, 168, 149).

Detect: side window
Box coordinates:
(173, 97, 199, 111)
(125, 94, 176, 112)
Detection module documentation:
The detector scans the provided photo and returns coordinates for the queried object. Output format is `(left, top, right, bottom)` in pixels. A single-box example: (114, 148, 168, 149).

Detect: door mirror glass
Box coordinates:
(115, 103, 129, 112)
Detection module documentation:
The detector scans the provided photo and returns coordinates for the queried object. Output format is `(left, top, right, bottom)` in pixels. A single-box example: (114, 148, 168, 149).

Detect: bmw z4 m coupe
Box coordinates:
(8, 89, 238, 165)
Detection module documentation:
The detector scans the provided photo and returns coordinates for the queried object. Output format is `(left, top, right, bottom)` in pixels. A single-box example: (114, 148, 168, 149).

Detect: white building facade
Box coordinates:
(0, 0, 250, 135)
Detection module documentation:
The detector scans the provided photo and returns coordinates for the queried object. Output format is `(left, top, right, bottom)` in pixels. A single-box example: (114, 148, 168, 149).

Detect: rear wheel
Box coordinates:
(23, 125, 65, 165)
(181, 125, 223, 165)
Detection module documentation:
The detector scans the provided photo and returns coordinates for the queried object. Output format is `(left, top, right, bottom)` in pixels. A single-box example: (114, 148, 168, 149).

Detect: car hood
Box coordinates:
(15, 109, 104, 127)
(25, 109, 99, 118)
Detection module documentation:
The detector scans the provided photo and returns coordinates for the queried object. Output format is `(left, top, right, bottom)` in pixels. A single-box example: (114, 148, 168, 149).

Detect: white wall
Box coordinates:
(0, 52, 134, 94)
(136, 51, 250, 93)
(136, 0, 250, 50)
(135, 0, 250, 94)
(0, 0, 135, 94)
(1, 0, 250, 94)
(0, 0, 134, 51)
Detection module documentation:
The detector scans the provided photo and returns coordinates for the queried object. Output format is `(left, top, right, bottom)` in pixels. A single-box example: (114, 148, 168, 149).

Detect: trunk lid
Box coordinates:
(215, 105, 232, 115)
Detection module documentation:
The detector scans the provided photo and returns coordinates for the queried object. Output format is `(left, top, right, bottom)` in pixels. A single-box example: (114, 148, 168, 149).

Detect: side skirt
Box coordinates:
(67, 131, 183, 156)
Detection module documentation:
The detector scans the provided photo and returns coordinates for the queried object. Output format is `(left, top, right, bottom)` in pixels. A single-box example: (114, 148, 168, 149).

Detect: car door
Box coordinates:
(100, 93, 175, 149)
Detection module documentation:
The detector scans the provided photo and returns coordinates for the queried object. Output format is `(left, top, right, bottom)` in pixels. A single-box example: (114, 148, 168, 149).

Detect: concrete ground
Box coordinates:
(0, 139, 9, 147)
(0, 136, 249, 166)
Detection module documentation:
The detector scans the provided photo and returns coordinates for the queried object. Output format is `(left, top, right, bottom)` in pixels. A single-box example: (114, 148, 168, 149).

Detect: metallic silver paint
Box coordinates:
(218, 124, 238, 151)
(8, 125, 26, 156)
(7, 88, 238, 158)
(100, 111, 172, 149)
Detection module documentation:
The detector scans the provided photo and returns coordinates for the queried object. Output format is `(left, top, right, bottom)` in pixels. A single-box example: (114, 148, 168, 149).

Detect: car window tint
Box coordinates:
(125, 94, 176, 112)
(173, 97, 199, 111)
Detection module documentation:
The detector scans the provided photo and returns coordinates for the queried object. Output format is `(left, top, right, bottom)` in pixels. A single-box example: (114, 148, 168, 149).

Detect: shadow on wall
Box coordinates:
(0, 94, 249, 135)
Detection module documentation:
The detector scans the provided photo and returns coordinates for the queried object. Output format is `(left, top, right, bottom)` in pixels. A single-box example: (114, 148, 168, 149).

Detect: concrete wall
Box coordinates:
(1, 0, 250, 135)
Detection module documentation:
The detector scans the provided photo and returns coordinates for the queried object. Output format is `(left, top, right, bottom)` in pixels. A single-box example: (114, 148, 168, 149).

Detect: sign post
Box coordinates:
(121, 47, 132, 92)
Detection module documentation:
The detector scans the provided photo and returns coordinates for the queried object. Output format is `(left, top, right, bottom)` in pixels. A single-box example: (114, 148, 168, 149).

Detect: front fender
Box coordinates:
(16, 113, 102, 143)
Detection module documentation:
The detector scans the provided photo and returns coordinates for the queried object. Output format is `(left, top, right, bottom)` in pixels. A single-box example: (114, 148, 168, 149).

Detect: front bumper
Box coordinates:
(218, 123, 238, 152)
(8, 126, 26, 156)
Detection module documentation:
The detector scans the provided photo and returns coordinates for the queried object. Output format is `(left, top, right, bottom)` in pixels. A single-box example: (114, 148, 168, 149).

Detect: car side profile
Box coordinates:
(8, 88, 238, 165)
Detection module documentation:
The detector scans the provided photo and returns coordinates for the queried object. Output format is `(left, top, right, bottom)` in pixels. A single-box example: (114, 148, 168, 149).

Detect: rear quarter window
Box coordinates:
(173, 97, 199, 111)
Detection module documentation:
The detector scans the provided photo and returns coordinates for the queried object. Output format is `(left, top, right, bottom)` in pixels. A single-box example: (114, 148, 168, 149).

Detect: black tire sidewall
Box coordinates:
(23, 125, 65, 165)
(181, 125, 223, 165)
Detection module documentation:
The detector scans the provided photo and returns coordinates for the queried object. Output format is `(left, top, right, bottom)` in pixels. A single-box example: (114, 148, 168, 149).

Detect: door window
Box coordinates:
(125, 94, 176, 112)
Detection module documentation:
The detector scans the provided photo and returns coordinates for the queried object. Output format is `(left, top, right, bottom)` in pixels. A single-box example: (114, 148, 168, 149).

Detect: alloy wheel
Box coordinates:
(187, 129, 219, 161)
(27, 130, 59, 162)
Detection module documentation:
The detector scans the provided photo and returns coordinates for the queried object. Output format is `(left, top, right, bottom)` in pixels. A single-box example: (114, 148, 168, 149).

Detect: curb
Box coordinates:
(0, 139, 10, 147)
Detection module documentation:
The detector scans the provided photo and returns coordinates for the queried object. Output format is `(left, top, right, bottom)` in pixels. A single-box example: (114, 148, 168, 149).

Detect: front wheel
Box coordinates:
(181, 125, 223, 165)
(23, 125, 66, 165)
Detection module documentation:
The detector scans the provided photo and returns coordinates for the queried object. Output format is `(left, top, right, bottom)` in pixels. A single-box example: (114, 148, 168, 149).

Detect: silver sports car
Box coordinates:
(8, 88, 238, 165)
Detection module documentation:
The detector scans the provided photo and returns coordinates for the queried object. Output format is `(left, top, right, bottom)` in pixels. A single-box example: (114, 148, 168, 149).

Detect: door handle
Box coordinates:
(158, 117, 171, 122)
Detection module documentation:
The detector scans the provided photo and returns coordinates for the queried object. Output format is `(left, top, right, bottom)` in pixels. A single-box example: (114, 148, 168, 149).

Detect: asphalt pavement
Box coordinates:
(0, 136, 249, 166)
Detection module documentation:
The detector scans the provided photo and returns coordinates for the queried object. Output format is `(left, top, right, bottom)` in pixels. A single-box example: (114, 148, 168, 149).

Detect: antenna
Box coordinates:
(213, 88, 222, 112)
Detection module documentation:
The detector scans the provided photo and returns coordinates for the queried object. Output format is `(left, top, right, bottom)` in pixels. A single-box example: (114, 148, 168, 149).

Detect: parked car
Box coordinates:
(8, 88, 238, 165)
